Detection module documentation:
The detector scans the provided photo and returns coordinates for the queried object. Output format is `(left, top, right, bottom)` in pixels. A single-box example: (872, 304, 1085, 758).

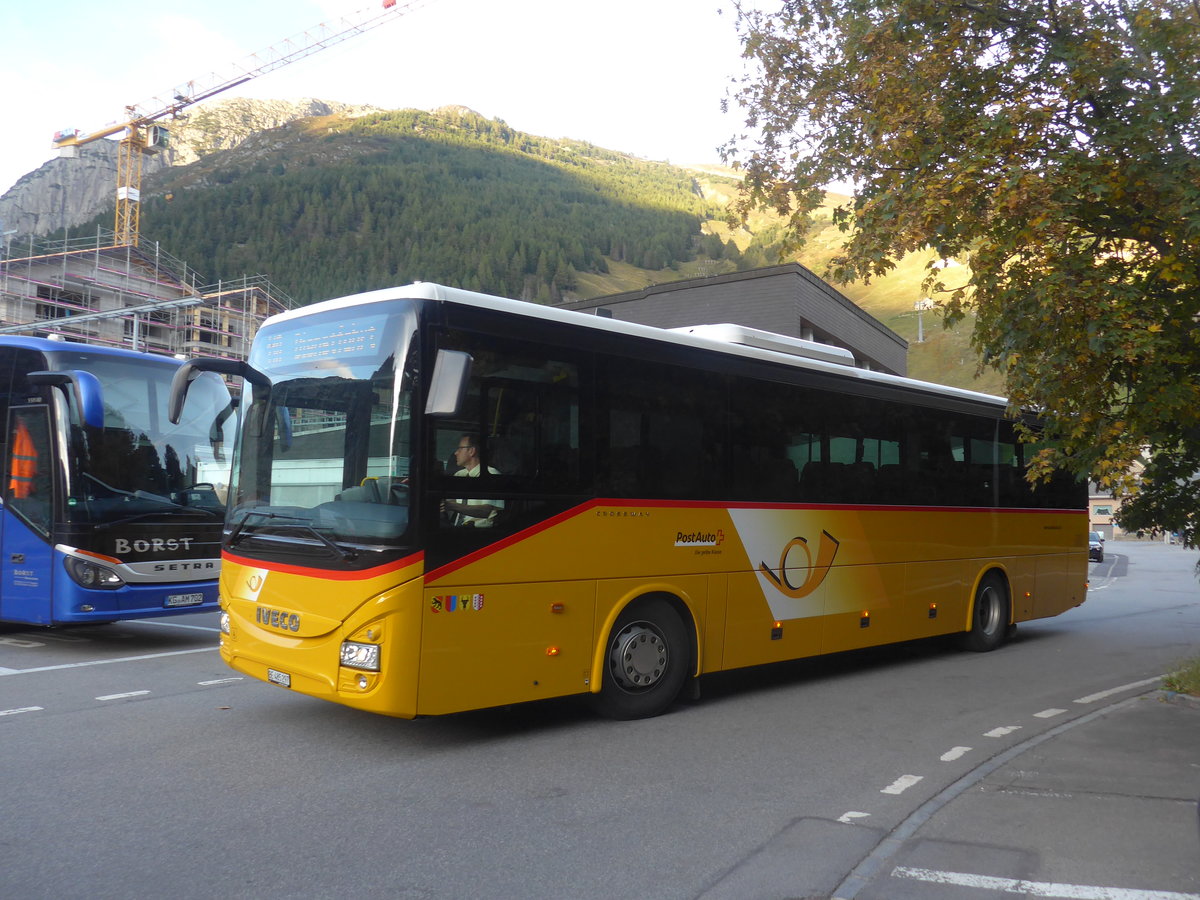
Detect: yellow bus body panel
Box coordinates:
(217, 501, 1086, 717)
(219, 552, 426, 717)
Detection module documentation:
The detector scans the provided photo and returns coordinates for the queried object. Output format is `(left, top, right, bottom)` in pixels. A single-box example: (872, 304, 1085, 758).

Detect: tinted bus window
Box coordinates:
(599, 355, 726, 500)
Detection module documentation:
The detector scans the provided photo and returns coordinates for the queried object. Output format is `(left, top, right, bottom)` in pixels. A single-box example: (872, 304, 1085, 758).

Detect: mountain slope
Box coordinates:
(27, 102, 1000, 393)
(134, 107, 722, 304)
(0, 98, 376, 239)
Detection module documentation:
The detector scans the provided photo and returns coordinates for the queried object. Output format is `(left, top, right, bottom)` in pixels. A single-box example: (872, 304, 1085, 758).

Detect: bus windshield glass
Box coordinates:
(227, 301, 418, 562)
(56, 352, 233, 527)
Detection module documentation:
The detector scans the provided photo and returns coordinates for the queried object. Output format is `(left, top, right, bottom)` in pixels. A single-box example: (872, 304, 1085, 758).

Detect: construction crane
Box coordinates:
(52, 0, 426, 248)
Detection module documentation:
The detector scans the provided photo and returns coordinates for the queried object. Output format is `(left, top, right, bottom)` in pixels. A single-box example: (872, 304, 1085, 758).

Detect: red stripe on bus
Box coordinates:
(425, 500, 603, 583)
(222, 550, 424, 580)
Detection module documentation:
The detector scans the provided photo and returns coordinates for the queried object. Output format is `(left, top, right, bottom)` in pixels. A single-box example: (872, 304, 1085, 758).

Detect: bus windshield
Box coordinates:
(226, 301, 418, 563)
(58, 352, 233, 527)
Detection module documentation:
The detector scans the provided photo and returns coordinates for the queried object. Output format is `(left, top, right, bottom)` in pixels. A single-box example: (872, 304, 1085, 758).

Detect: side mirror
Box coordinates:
(425, 350, 473, 416)
(29, 370, 104, 428)
(169, 357, 269, 424)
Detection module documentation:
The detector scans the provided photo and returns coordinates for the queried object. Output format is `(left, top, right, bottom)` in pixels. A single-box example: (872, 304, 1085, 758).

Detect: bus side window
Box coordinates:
(430, 331, 584, 533)
(5, 406, 53, 536)
(0, 347, 25, 475)
(601, 356, 725, 500)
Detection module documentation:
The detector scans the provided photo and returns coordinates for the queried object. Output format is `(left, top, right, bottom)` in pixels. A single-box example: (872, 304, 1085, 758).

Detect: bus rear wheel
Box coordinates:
(963, 573, 1010, 652)
(592, 597, 688, 720)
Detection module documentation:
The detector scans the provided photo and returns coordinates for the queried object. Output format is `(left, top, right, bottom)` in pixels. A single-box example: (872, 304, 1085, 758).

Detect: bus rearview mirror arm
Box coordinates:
(169, 357, 270, 425)
(29, 370, 104, 429)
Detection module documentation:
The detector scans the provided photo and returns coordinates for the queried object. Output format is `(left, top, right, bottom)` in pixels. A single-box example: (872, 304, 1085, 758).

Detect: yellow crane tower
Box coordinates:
(52, 0, 426, 248)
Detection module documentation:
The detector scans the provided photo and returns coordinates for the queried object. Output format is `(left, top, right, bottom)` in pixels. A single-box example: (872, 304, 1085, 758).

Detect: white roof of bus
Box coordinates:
(266, 282, 1010, 411)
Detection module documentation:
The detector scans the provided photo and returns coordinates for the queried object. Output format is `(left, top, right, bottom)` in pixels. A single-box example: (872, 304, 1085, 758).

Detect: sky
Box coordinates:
(0, 0, 759, 197)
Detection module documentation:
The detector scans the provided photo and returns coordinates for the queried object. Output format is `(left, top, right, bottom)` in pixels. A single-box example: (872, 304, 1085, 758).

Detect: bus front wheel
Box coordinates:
(963, 573, 1010, 652)
(592, 597, 689, 720)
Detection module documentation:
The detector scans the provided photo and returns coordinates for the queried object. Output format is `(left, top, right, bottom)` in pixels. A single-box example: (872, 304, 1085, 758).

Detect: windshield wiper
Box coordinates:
(96, 506, 221, 530)
(228, 510, 358, 561)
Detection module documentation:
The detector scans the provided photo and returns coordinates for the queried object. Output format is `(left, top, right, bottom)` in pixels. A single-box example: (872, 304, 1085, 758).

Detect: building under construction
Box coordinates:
(0, 229, 292, 362)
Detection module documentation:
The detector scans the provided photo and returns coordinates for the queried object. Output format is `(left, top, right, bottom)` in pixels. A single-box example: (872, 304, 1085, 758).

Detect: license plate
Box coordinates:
(267, 668, 292, 688)
(164, 592, 204, 608)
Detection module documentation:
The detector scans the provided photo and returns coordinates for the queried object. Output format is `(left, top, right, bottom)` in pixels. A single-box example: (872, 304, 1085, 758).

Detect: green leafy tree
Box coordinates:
(725, 0, 1200, 542)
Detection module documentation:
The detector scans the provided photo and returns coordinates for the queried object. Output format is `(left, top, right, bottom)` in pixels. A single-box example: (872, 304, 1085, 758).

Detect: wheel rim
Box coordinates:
(608, 620, 669, 692)
(978, 584, 1003, 635)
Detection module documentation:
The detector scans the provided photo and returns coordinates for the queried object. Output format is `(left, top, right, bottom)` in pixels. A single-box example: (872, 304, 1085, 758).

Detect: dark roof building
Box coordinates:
(559, 263, 907, 376)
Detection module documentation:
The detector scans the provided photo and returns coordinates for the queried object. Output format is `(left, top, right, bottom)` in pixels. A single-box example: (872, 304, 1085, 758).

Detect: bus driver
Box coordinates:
(443, 434, 504, 527)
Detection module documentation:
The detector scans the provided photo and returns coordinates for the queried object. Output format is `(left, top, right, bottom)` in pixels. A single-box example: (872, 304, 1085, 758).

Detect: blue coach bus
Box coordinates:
(0, 336, 234, 625)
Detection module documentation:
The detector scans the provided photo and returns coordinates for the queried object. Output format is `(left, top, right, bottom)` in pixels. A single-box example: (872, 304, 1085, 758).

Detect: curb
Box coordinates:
(1156, 689, 1200, 711)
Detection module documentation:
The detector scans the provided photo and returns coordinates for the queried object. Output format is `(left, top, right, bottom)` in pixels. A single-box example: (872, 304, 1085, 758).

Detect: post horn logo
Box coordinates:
(759, 530, 840, 599)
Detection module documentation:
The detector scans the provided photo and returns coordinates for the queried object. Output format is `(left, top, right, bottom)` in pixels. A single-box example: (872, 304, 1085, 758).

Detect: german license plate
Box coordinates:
(164, 592, 204, 608)
(267, 668, 292, 688)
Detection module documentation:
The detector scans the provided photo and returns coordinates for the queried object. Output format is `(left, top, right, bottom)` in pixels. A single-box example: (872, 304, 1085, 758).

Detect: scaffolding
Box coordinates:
(0, 227, 293, 361)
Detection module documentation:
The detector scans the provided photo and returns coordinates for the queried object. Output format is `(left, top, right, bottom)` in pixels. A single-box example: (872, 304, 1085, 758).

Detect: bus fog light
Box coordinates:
(218, 612, 231, 635)
(64, 557, 125, 590)
(340, 641, 380, 671)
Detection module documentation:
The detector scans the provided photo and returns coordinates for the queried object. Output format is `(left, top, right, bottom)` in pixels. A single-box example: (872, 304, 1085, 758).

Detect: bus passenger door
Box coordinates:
(1, 406, 56, 624)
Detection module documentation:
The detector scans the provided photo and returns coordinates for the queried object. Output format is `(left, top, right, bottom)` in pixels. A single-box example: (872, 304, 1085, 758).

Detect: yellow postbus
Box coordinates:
(170, 282, 1088, 719)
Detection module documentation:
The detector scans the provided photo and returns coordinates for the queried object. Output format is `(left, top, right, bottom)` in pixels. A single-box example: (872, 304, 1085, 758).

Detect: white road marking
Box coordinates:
(1035, 708, 1068, 718)
(0, 706, 43, 717)
(984, 725, 1022, 737)
(197, 677, 243, 686)
(1074, 677, 1162, 705)
(893, 865, 1200, 899)
(940, 746, 972, 761)
(881, 775, 923, 795)
(95, 691, 150, 701)
(832, 695, 1146, 900)
(137, 620, 221, 633)
(0, 646, 215, 676)
(838, 811, 871, 824)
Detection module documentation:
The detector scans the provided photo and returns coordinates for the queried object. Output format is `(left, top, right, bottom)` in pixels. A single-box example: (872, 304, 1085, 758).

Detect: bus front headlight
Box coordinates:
(340, 641, 380, 672)
(64, 557, 125, 590)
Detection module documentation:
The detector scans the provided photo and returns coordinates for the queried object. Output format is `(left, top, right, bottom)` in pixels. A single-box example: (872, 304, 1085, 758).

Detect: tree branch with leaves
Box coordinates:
(724, 0, 1200, 543)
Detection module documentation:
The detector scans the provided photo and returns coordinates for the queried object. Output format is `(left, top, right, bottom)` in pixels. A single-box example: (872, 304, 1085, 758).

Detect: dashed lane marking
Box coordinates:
(1035, 708, 1068, 718)
(940, 746, 972, 761)
(984, 725, 1022, 737)
(881, 775, 924, 795)
(1, 706, 43, 717)
(95, 691, 151, 701)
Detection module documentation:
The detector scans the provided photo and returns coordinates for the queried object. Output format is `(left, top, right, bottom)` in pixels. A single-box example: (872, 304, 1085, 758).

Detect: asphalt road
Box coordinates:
(1, 540, 1197, 900)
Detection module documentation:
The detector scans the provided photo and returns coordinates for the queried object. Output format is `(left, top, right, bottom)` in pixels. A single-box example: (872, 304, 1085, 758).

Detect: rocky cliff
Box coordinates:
(0, 98, 377, 242)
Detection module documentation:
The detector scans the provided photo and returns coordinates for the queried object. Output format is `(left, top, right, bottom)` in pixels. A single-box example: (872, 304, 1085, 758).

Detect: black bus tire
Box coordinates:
(962, 573, 1010, 652)
(592, 597, 689, 720)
